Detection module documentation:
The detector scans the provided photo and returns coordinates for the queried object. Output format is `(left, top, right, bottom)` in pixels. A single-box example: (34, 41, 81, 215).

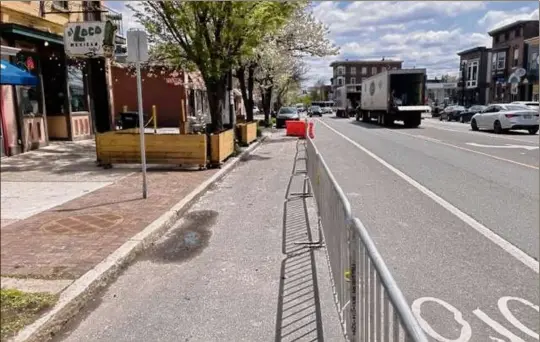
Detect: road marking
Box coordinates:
(317, 118, 539, 273)
(387, 129, 539, 170)
(421, 122, 539, 144)
(465, 142, 539, 151)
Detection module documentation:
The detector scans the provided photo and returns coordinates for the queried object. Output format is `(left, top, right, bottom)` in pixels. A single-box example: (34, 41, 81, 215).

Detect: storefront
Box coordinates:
(1, 23, 94, 152)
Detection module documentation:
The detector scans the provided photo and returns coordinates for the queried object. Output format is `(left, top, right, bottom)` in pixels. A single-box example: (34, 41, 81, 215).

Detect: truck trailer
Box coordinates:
(357, 68, 430, 128)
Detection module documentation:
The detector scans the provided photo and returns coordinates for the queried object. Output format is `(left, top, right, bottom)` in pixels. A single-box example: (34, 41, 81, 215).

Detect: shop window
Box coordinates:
(67, 64, 88, 112)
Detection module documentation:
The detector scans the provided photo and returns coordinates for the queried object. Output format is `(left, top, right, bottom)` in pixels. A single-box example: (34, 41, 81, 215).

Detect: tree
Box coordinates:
(129, 1, 297, 132)
(235, 1, 338, 123)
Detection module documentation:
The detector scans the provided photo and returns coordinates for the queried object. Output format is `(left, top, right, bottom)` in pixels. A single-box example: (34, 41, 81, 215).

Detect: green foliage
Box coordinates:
(1, 289, 58, 340)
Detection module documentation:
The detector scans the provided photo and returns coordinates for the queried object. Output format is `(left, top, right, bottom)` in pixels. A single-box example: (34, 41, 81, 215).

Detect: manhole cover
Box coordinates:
(41, 213, 124, 234)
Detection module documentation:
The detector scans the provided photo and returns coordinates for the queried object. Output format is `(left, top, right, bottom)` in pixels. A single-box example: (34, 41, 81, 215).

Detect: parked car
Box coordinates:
(511, 101, 539, 111)
(471, 103, 539, 134)
(440, 105, 466, 121)
(309, 105, 323, 117)
(321, 107, 333, 114)
(276, 106, 300, 128)
(458, 105, 487, 123)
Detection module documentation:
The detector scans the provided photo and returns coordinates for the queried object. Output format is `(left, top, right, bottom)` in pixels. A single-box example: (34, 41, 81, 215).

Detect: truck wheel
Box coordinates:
(355, 112, 360, 121)
(362, 111, 369, 122)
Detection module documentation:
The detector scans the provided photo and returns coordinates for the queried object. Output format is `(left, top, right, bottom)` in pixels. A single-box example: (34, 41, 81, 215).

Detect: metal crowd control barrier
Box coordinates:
(304, 131, 428, 342)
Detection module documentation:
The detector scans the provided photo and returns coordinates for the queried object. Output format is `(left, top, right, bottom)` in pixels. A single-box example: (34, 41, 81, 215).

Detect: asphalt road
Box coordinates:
(312, 116, 539, 341)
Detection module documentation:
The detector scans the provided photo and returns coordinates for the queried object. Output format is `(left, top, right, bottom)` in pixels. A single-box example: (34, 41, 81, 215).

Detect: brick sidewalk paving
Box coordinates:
(0, 168, 217, 279)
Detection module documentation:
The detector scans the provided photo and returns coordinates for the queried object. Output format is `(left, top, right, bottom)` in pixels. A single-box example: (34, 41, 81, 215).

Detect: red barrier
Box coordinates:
(286, 120, 307, 138)
(308, 121, 314, 139)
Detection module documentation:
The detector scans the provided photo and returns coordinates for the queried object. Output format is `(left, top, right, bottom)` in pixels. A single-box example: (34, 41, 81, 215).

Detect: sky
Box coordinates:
(105, 1, 539, 86)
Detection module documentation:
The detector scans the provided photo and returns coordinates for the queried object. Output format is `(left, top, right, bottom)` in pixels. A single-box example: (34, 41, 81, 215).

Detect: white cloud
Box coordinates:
(478, 7, 538, 31)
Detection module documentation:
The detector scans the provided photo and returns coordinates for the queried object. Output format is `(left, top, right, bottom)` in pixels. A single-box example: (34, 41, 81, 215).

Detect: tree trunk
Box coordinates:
(246, 64, 255, 122)
(205, 77, 227, 133)
(261, 85, 273, 126)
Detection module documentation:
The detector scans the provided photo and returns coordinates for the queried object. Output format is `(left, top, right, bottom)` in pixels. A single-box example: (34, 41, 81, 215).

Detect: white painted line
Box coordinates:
(421, 122, 540, 145)
(317, 119, 539, 274)
(389, 130, 539, 170)
(465, 142, 539, 151)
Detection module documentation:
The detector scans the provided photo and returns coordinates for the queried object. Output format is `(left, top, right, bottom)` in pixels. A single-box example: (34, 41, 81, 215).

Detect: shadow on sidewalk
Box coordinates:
(275, 142, 324, 342)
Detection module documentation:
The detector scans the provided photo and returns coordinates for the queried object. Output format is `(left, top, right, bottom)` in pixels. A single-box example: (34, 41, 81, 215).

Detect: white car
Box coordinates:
(511, 101, 539, 111)
(471, 103, 539, 135)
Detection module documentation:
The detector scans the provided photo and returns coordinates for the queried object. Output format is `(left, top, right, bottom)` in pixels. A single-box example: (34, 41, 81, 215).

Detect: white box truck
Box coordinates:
(357, 69, 430, 127)
(334, 86, 350, 118)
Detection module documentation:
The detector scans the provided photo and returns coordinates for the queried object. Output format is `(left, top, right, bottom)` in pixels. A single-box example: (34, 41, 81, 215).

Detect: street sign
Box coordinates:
(64, 21, 117, 58)
(127, 29, 149, 63)
(127, 29, 150, 199)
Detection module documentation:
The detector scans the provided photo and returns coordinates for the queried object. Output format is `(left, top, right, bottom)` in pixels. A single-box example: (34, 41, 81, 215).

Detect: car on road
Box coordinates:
(276, 106, 300, 128)
(471, 103, 539, 134)
(321, 107, 333, 115)
(308, 106, 323, 117)
(440, 105, 466, 121)
(458, 105, 487, 123)
(511, 101, 539, 111)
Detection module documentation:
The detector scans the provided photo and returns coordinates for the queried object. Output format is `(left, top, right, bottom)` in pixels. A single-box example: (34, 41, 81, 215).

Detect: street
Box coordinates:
(311, 116, 539, 341)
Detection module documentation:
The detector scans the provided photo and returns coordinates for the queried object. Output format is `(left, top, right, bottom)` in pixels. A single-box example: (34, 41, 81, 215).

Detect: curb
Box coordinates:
(12, 136, 268, 342)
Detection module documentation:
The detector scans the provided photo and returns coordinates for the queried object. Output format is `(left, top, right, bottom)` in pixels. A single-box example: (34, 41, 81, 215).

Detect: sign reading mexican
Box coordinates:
(64, 21, 117, 58)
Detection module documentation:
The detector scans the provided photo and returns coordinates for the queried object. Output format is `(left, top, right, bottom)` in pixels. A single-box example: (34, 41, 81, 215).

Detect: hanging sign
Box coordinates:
(64, 20, 117, 58)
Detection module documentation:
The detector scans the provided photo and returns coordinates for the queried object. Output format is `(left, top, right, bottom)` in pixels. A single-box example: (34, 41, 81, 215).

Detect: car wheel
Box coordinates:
(493, 120, 503, 134)
(460, 116, 465, 123)
(528, 127, 539, 135)
(439, 116, 443, 121)
(471, 119, 479, 131)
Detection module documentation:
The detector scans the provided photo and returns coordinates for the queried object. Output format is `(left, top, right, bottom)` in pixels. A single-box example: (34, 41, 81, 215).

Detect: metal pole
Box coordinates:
(136, 61, 148, 199)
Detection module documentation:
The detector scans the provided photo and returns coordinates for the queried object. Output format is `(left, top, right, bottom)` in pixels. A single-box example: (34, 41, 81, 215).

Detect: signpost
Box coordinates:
(127, 29, 149, 199)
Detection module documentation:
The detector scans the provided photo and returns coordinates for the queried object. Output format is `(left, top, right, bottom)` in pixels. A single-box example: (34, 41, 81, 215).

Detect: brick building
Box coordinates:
(329, 59, 403, 108)
(488, 20, 539, 103)
(457, 46, 492, 106)
(524, 36, 539, 101)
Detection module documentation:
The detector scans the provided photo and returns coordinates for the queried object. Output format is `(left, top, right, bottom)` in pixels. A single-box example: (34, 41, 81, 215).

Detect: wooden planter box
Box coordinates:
(209, 128, 235, 167)
(96, 130, 207, 168)
(237, 121, 257, 146)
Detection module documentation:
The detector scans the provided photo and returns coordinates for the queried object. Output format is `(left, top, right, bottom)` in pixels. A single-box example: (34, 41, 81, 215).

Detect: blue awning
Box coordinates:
(0, 60, 38, 86)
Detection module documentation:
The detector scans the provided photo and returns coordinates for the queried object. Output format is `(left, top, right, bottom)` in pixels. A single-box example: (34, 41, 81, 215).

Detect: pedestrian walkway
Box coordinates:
(52, 132, 344, 342)
(0, 139, 218, 279)
(0, 140, 132, 228)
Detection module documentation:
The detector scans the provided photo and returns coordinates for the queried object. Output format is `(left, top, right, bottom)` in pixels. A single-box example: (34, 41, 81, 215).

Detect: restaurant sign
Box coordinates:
(64, 21, 117, 58)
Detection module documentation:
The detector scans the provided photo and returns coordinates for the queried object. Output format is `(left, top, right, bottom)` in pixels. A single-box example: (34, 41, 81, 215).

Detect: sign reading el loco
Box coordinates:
(64, 21, 117, 58)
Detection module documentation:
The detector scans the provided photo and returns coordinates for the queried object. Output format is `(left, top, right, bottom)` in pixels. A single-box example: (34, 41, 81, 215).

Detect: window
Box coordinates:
(497, 52, 506, 70)
(361, 67, 367, 75)
(504, 32, 509, 41)
(67, 64, 88, 112)
(495, 35, 500, 43)
(52, 1, 68, 10)
(371, 66, 377, 75)
(351, 67, 356, 74)
(491, 53, 497, 71)
(515, 27, 521, 38)
(337, 66, 345, 75)
(466, 60, 478, 88)
(513, 48, 519, 67)
(531, 52, 539, 70)
(337, 77, 344, 86)
(351, 77, 356, 84)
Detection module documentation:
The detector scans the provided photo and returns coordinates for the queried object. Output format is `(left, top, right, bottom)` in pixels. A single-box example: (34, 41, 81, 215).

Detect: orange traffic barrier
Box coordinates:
(308, 121, 314, 139)
(286, 120, 307, 138)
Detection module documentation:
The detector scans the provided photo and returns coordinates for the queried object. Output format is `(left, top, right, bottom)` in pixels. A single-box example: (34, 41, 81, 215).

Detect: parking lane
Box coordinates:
(367, 122, 539, 169)
(422, 119, 540, 145)
(310, 119, 539, 341)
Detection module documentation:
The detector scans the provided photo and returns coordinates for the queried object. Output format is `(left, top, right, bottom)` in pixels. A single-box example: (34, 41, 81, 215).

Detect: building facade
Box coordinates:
(457, 46, 492, 106)
(524, 36, 539, 101)
(0, 1, 122, 157)
(329, 59, 403, 109)
(426, 79, 459, 106)
(488, 20, 539, 103)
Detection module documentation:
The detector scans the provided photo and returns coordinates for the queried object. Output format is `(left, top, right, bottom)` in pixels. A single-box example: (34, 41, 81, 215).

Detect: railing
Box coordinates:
(303, 129, 428, 342)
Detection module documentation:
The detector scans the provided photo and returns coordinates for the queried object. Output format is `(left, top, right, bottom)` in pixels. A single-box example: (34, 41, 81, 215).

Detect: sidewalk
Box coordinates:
(51, 132, 344, 342)
(1, 140, 219, 280)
